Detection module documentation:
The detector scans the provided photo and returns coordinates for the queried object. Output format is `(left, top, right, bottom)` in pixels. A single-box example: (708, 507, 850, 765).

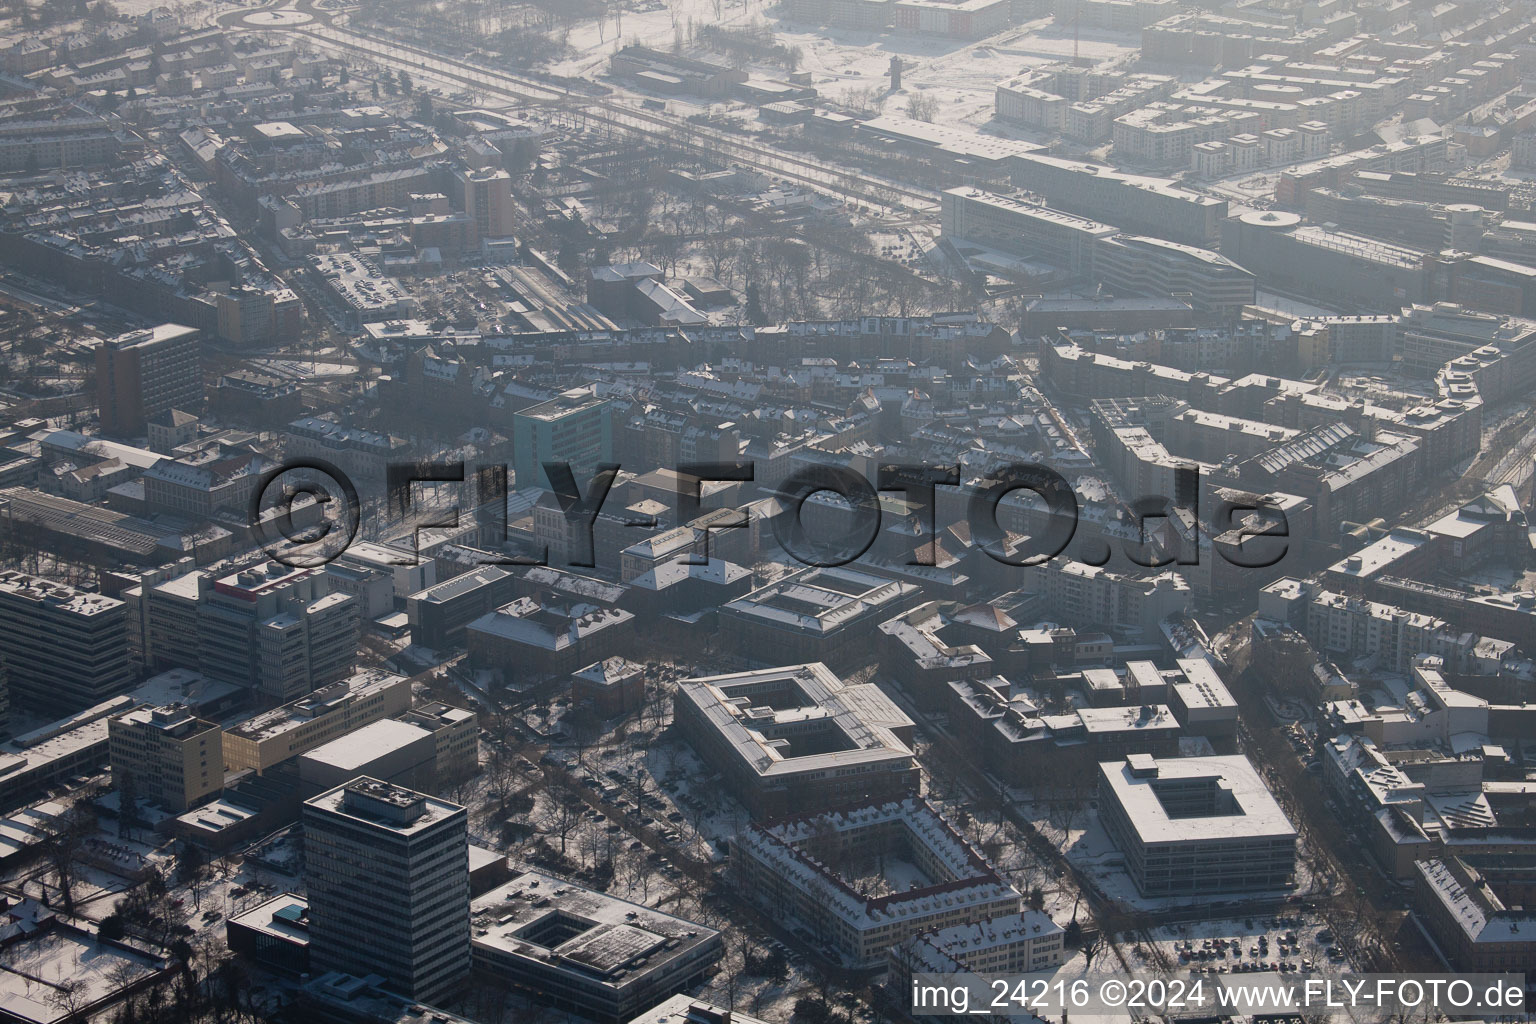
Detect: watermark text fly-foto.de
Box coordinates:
(908, 972, 1528, 1018)
(250, 458, 1293, 573)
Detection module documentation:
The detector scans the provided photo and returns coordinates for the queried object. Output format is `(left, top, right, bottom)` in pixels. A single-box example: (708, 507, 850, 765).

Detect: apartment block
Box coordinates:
(511, 388, 614, 492)
(731, 799, 1021, 967)
(1414, 857, 1536, 972)
(95, 324, 202, 437)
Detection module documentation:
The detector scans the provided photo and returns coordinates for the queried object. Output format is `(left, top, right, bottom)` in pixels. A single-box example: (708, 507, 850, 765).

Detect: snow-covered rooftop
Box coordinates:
(1098, 754, 1297, 846)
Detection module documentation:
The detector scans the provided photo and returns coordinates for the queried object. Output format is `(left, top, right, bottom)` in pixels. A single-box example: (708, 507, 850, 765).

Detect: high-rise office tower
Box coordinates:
(197, 562, 359, 702)
(302, 778, 470, 1003)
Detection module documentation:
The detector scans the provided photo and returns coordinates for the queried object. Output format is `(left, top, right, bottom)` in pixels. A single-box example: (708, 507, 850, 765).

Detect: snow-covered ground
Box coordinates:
(541, 0, 1137, 132)
(0, 928, 159, 1016)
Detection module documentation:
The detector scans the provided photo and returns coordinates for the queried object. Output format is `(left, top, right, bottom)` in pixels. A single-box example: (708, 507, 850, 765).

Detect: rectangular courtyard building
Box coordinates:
(674, 663, 918, 818)
(470, 870, 724, 1023)
(730, 798, 1021, 967)
(1097, 754, 1297, 898)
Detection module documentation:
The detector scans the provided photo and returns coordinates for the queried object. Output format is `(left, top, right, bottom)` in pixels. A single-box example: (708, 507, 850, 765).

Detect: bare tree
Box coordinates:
(40, 801, 96, 917)
(1056, 766, 1094, 836)
(718, 933, 749, 1010)
(1081, 924, 1111, 971)
(468, 976, 514, 1024)
(47, 979, 86, 1022)
(485, 727, 522, 813)
(905, 91, 938, 122)
(617, 846, 655, 900)
(538, 777, 585, 857)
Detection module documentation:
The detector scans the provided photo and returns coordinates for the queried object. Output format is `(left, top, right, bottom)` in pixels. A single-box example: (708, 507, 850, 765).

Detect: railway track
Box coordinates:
(279, 21, 941, 213)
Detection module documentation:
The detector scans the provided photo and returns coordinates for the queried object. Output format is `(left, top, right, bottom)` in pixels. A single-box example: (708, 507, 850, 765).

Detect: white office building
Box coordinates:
(1097, 754, 1297, 897)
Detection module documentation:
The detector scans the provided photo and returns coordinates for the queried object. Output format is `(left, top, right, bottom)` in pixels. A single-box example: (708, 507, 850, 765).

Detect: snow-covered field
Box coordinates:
(544, 0, 1138, 131)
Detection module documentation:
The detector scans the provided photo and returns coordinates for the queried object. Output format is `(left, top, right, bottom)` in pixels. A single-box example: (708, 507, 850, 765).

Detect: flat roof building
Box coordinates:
(405, 566, 517, 652)
(1021, 559, 1191, 635)
(222, 669, 412, 774)
(466, 594, 636, 679)
(512, 388, 614, 493)
(947, 678, 1184, 785)
(631, 996, 771, 1024)
(399, 701, 479, 788)
(95, 323, 201, 438)
(941, 187, 1115, 277)
(0, 570, 134, 719)
(855, 116, 1045, 170)
(731, 798, 1021, 967)
(0, 697, 135, 810)
(719, 565, 921, 672)
(225, 892, 312, 976)
(470, 870, 724, 1023)
(198, 562, 358, 702)
(674, 662, 918, 818)
(1097, 754, 1297, 897)
(1008, 151, 1225, 246)
(609, 45, 747, 98)
(303, 779, 470, 1004)
(297, 718, 436, 797)
(1166, 657, 1238, 740)
(1093, 234, 1257, 316)
(1221, 210, 1429, 311)
(109, 703, 221, 813)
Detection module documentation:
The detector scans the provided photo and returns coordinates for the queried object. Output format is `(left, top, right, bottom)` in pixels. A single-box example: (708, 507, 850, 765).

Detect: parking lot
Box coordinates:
(1147, 912, 1355, 977)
